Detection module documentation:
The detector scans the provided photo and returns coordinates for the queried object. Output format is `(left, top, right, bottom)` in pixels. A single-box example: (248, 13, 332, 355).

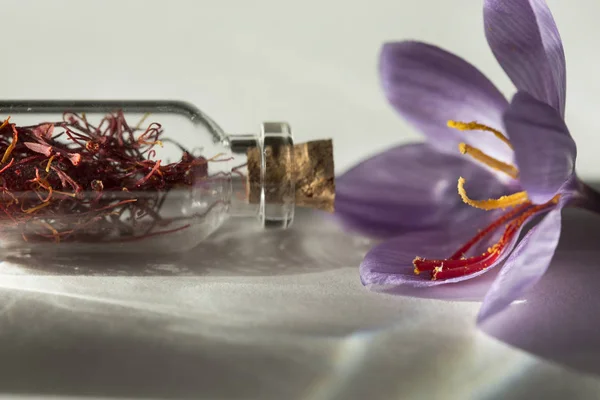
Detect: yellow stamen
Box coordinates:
(145, 140, 163, 147)
(208, 153, 226, 161)
(137, 138, 163, 147)
(0, 117, 10, 130)
(459, 143, 519, 179)
(458, 177, 529, 210)
(135, 112, 151, 130)
(40, 221, 60, 243)
(55, 190, 77, 198)
(448, 120, 513, 150)
(45, 155, 56, 173)
(2, 128, 17, 164)
(2, 189, 18, 205)
(23, 201, 50, 214)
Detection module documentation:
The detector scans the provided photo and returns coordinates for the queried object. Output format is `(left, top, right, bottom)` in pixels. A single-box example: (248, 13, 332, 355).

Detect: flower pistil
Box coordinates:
(413, 197, 558, 280)
(412, 120, 561, 280)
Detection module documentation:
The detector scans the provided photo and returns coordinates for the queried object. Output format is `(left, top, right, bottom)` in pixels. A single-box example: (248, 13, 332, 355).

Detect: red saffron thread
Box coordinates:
(413, 199, 559, 280)
(0, 112, 216, 244)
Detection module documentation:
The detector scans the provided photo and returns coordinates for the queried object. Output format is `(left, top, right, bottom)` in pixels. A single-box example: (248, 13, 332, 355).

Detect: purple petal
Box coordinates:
(504, 91, 576, 204)
(484, 0, 566, 115)
(478, 207, 562, 323)
(380, 41, 511, 163)
(480, 208, 600, 375)
(335, 143, 508, 237)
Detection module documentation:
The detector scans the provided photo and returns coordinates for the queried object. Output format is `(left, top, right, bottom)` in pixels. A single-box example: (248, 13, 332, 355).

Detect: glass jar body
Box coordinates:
(0, 100, 266, 256)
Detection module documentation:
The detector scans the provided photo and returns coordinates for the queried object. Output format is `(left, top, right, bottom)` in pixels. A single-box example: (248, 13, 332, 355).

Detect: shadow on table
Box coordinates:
(1, 209, 374, 277)
(481, 206, 600, 377)
(0, 292, 336, 400)
(0, 212, 382, 399)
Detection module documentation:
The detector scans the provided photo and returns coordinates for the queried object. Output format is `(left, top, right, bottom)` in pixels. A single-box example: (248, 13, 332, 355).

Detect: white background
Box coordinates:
(1, 1, 600, 399)
(2, 0, 600, 177)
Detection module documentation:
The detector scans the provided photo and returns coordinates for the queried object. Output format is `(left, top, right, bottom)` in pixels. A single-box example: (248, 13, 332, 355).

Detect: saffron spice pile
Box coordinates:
(0, 112, 212, 244)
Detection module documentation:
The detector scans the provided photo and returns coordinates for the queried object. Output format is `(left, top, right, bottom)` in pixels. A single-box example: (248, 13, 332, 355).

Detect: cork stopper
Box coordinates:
(246, 139, 335, 212)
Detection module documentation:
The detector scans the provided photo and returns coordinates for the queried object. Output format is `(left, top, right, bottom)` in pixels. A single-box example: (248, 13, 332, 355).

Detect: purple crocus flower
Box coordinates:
(336, 0, 600, 322)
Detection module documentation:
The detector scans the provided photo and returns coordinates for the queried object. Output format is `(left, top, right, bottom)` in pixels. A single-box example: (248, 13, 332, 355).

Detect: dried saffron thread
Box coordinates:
(0, 158, 14, 174)
(2, 126, 18, 164)
(0, 112, 219, 244)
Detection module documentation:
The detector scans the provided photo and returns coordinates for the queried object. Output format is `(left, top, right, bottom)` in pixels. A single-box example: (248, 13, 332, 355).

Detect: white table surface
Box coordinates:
(2, 0, 600, 399)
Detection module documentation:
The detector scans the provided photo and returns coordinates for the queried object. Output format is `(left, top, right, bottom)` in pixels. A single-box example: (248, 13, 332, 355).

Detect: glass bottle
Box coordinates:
(0, 100, 334, 256)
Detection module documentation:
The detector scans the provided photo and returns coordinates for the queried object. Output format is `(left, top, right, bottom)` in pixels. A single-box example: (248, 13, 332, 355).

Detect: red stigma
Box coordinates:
(413, 198, 559, 281)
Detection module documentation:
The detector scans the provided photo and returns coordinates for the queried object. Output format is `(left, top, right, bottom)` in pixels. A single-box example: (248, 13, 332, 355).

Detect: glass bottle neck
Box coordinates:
(224, 123, 295, 229)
